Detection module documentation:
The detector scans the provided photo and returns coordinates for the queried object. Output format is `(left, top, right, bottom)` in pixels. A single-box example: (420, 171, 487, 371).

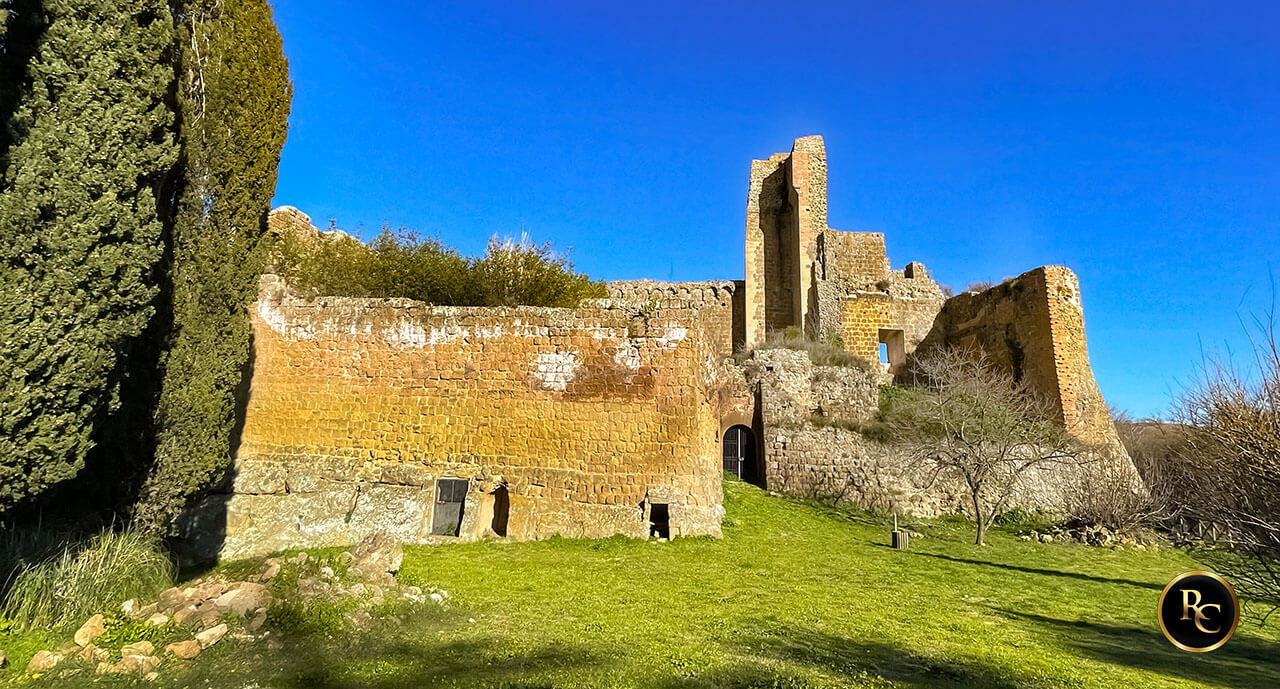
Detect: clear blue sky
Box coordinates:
(270, 1, 1279, 419)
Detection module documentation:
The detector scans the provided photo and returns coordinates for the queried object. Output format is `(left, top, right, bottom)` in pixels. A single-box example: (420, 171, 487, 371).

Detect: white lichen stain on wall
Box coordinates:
(429, 325, 467, 345)
(382, 320, 428, 349)
(259, 301, 317, 340)
(655, 325, 688, 349)
(532, 351, 582, 391)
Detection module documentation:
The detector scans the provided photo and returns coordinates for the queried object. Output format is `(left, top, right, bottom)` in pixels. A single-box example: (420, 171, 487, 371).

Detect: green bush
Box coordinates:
(275, 227, 607, 308)
(1, 529, 173, 630)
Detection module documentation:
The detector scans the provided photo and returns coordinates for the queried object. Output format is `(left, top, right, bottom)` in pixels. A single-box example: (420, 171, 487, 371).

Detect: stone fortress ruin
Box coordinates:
(186, 136, 1134, 559)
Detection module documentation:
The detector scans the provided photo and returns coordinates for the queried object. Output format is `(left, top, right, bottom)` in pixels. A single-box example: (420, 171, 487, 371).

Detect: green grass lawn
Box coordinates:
(13, 478, 1280, 688)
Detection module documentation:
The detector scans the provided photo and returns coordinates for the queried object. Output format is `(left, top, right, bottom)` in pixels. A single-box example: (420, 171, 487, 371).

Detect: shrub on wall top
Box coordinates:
(274, 226, 607, 308)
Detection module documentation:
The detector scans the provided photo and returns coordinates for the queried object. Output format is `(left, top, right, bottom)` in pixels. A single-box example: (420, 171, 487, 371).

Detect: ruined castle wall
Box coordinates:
(745, 137, 829, 345)
(198, 276, 724, 559)
(607, 280, 741, 357)
(788, 136, 828, 333)
(751, 348, 1096, 516)
(916, 266, 1130, 462)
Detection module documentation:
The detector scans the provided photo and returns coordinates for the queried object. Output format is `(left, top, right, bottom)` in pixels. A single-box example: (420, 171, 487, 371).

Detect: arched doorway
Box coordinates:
(491, 485, 509, 537)
(722, 425, 757, 483)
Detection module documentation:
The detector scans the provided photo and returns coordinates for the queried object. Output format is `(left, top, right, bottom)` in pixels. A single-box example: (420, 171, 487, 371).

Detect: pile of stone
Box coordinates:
(1019, 524, 1158, 549)
(18, 531, 436, 679)
(24, 568, 272, 679)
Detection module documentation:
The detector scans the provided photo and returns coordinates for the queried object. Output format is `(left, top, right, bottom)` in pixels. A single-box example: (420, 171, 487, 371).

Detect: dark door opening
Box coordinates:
(491, 485, 509, 537)
(649, 503, 670, 539)
(722, 425, 756, 483)
(431, 478, 469, 536)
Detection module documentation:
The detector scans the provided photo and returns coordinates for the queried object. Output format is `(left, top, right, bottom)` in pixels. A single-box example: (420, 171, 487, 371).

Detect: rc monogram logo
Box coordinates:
(1157, 571, 1240, 652)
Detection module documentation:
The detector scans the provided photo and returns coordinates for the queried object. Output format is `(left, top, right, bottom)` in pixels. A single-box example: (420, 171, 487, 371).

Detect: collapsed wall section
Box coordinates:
(916, 266, 1129, 461)
(188, 276, 724, 559)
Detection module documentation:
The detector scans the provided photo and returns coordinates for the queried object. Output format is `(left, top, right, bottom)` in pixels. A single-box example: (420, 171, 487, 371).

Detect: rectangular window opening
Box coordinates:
(878, 329, 906, 373)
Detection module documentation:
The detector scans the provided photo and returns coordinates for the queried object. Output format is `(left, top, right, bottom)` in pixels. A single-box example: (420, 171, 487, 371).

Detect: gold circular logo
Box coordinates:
(1157, 570, 1240, 653)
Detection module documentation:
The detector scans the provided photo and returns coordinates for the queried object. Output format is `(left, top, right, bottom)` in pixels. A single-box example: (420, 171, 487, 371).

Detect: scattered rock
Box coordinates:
(98, 654, 161, 675)
(147, 612, 170, 627)
(261, 562, 281, 581)
(121, 641, 155, 658)
(196, 623, 228, 649)
(157, 587, 186, 613)
(320, 566, 336, 580)
(349, 530, 403, 581)
(120, 654, 161, 674)
(336, 551, 355, 568)
(122, 599, 141, 617)
(76, 644, 108, 664)
(166, 641, 201, 660)
(1039, 534, 1053, 543)
(289, 552, 309, 566)
(194, 580, 229, 602)
(429, 592, 444, 605)
(74, 614, 106, 647)
(27, 650, 64, 673)
(172, 604, 199, 626)
(0, 648, 6, 668)
(215, 582, 270, 617)
(247, 609, 268, 632)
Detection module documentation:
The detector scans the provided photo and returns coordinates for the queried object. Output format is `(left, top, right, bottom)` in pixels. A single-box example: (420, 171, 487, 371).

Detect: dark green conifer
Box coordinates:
(0, 0, 178, 511)
(135, 0, 291, 529)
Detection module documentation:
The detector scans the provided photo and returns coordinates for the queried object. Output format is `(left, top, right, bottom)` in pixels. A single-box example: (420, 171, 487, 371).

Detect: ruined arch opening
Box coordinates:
(722, 425, 759, 485)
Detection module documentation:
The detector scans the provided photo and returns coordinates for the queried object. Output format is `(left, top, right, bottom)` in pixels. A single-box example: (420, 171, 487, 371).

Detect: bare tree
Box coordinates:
(1173, 302, 1280, 621)
(885, 347, 1093, 545)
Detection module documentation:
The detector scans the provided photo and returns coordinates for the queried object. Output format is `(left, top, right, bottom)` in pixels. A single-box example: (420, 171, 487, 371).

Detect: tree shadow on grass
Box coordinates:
(173, 631, 603, 689)
(911, 551, 1164, 591)
(999, 609, 1280, 689)
(685, 623, 1050, 689)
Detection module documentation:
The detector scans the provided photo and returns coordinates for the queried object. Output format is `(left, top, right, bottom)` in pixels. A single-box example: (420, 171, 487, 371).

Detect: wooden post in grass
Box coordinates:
(892, 513, 910, 550)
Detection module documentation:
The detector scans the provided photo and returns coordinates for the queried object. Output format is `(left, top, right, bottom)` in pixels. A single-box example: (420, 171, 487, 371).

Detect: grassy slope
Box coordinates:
(14, 479, 1280, 688)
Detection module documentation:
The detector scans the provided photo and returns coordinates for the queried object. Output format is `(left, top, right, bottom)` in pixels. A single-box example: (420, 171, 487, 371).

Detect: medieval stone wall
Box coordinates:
(607, 280, 742, 357)
(750, 347, 1096, 516)
(196, 276, 724, 559)
(915, 266, 1130, 464)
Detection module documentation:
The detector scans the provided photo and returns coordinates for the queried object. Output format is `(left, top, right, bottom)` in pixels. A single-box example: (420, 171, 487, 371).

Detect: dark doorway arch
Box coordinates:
(722, 425, 758, 484)
(491, 485, 509, 537)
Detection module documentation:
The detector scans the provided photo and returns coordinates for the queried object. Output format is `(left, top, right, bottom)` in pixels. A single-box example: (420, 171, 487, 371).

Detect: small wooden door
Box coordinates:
(432, 478, 469, 536)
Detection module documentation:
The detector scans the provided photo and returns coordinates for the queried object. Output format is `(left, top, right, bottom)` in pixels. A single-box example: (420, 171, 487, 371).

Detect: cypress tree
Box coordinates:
(0, 0, 178, 511)
(135, 0, 291, 529)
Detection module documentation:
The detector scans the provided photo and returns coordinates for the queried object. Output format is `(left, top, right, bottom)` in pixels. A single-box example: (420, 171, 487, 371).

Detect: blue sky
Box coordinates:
(270, 1, 1279, 419)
